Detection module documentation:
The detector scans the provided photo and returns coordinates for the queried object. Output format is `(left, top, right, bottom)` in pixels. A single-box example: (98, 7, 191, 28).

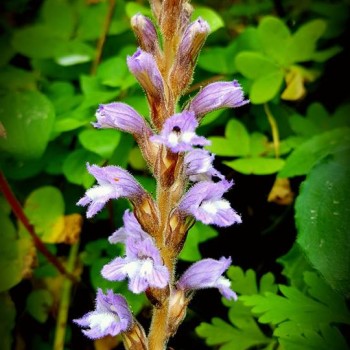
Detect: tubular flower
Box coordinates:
(177, 257, 237, 300)
(94, 102, 151, 137)
(150, 111, 210, 152)
(178, 180, 242, 227)
(102, 237, 169, 294)
(108, 209, 149, 244)
(127, 48, 164, 99)
(77, 164, 146, 218)
(188, 80, 249, 118)
(74, 289, 133, 339)
(184, 148, 224, 182)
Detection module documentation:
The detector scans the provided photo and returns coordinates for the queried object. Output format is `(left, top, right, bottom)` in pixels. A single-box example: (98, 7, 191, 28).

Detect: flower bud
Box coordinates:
(188, 80, 249, 119)
(131, 14, 159, 55)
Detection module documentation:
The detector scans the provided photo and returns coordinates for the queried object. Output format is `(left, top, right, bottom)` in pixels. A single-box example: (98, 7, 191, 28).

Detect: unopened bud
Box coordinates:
(131, 14, 159, 55)
(167, 289, 190, 336)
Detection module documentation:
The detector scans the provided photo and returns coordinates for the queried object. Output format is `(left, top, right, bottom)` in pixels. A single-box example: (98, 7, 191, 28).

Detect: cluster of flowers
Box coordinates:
(74, 1, 248, 347)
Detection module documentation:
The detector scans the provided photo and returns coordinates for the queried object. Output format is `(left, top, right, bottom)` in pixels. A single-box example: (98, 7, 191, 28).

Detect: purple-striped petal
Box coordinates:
(178, 180, 241, 227)
(74, 289, 133, 339)
(150, 111, 210, 152)
(77, 164, 145, 218)
(131, 14, 159, 54)
(94, 102, 150, 136)
(188, 80, 249, 118)
(177, 257, 237, 300)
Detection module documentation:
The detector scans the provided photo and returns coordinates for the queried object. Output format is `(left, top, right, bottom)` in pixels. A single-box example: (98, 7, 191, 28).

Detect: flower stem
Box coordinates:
(264, 103, 280, 158)
(0, 171, 77, 282)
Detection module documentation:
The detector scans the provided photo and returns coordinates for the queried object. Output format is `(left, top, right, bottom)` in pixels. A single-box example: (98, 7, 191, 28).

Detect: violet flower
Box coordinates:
(184, 148, 224, 182)
(188, 80, 249, 118)
(102, 237, 169, 294)
(108, 209, 149, 244)
(127, 48, 164, 98)
(178, 180, 242, 227)
(74, 289, 133, 339)
(77, 164, 146, 218)
(94, 102, 150, 136)
(150, 111, 210, 152)
(177, 257, 237, 300)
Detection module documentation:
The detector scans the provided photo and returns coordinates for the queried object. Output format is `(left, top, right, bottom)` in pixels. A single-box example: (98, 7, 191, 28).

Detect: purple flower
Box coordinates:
(178, 180, 242, 227)
(188, 80, 249, 118)
(177, 257, 237, 300)
(131, 14, 159, 54)
(74, 289, 133, 339)
(108, 210, 149, 244)
(94, 102, 150, 136)
(102, 237, 169, 294)
(150, 111, 210, 152)
(184, 148, 224, 182)
(127, 48, 164, 98)
(77, 164, 146, 218)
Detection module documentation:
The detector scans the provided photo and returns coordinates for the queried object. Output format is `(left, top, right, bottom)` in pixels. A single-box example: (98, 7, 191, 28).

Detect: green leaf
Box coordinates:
(192, 6, 224, 33)
(235, 51, 279, 80)
(128, 147, 147, 171)
(12, 25, 67, 59)
(20, 186, 65, 243)
(312, 46, 343, 62)
(0, 36, 15, 67)
(206, 137, 239, 157)
(26, 289, 53, 323)
(250, 69, 284, 104)
(0, 66, 37, 91)
(125, 2, 152, 17)
(278, 128, 350, 178)
(179, 222, 218, 262)
(62, 149, 103, 188)
(285, 19, 327, 64)
(224, 157, 285, 175)
(0, 210, 33, 292)
(258, 16, 291, 65)
(54, 41, 95, 66)
(0, 91, 55, 160)
(40, 0, 75, 39)
(295, 151, 350, 296)
(0, 292, 16, 350)
(241, 272, 350, 326)
(249, 132, 269, 156)
(79, 128, 121, 159)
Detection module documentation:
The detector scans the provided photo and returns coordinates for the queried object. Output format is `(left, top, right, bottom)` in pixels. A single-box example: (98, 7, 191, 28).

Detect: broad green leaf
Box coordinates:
(20, 186, 65, 243)
(129, 147, 147, 171)
(225, 119, 250, 156)
(206, 137, 238, 157)
(179, 222, 218, 262)
(285, 19, 327, 64)
(125, 2, 152, 17)
(0, 292, 15, 350)
(54, 41, 95, 66)
(41, 0, 75, 39)
(295, 151, 350, 296)
(192, 6, 224, 33)
(250, 69, 284, 104)
(79, 128, 121, 159)
(235, 51, 279, 80)
(0, 36, 15, 67)
(249, 132, 268, 156)
(198, 43, 238, 74)
(258, 16, 291, 65)
(312, 46, 343, 62)
(0, 66, 37, 91)
(200, 109, 225, 126)
(278, 128, 350, 178)
(289, 114, 323, 137)
(0, 91, 55, 160)
(62, 149, 103, 188)
(12, 25, 67, 59)
(224, 157, 285, 175)
(0, 211, 33, 292)
(26, 289, 53, 323)
(0, 157, 45, 180)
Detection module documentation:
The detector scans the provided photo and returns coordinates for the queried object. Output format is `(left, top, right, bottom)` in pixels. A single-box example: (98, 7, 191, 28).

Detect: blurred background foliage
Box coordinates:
(0, 0, 349, 349)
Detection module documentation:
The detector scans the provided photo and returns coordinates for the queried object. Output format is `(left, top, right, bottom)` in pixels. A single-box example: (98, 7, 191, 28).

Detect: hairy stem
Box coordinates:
(0, 171, 77, 282)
